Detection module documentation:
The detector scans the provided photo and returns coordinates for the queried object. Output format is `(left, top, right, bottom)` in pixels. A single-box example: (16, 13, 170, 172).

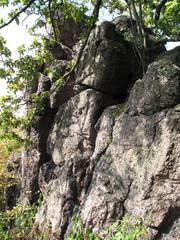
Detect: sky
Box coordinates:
(0, 9, 179, 97)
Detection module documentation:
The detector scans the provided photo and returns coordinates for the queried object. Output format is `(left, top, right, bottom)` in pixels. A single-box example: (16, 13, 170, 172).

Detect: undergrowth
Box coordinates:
(0, 200, 146, 240)
(0, 198, 41, 240)
(66, 214, 147, 240)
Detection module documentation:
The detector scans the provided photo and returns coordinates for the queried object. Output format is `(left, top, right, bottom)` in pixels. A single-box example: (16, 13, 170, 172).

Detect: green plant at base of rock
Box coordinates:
(0, 137, 22, 211)
(66, 215, 100, 240)
(66, 215, 147, 240)
(0, 199, 41, 240)
(101, 215, 147, 240)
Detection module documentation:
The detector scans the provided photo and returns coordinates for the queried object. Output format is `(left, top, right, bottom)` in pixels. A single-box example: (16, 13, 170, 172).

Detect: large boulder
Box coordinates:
(47, 89, 114, 165)
(75, 19, 165, 99)
(126, 47, 180, 115)
(75, 21, 140, 99)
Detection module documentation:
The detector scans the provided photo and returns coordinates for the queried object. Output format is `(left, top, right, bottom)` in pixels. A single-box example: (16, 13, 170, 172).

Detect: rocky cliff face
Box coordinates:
(14, 18, 180, 240)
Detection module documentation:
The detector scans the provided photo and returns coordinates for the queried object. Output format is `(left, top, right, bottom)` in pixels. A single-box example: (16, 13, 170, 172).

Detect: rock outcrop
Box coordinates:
(81, 47, 180, 234)
(75, 21, 140, 99)
(16, 18, 179, 240)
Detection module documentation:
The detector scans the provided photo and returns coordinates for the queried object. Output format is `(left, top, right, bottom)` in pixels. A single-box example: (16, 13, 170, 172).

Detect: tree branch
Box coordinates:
(61, 0, 103, 80)
(154, 0, 168, 24)
(48, 0, 58, 41)
(0, 0, 36, 30)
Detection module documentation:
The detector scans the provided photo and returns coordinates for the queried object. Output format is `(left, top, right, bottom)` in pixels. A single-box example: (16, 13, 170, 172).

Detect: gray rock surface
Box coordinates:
(34, 47, 180, 239)
(35, 90, 114, 236)
(75, 21, 140, 99)
(75, 19, 165, 99)
(17, 19, 180, 240)
(5, 152, 21, 209)
(79, 48, 180, 238)
(47, 59, 75, 110)
(126, 47, 180, 115)
(48, 89, 114, 165)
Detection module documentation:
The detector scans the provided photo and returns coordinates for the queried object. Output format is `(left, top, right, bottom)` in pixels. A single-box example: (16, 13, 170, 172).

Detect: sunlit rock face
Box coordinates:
(126, 47, 180, 115)
(75, 21, 140, 99)
(80, 48, 180, 233)
(17, 17, 180, 240)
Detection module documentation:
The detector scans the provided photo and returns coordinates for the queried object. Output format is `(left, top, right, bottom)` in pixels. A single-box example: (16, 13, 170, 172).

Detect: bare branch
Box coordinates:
(0, 0, 36, 30)
(48, 0, 58, 41)
(61, 0, 103, 80)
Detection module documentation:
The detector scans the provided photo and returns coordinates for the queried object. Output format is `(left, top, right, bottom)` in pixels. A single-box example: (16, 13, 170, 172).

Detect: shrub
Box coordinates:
(0, 200, 40, 240)
(66, 215, 147, 240)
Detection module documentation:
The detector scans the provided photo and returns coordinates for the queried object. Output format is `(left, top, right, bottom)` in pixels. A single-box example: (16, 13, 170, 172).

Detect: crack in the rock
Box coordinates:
(83, 112, 116, 194)
(76, 82, 127, 101)
(122, 178, 134, 215)
(127, 103, 180, 117)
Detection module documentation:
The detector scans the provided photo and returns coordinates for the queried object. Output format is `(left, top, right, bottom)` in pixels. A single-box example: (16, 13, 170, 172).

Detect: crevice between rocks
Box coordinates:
(153, 206, 180, 240)
(75, 82, 128, 102)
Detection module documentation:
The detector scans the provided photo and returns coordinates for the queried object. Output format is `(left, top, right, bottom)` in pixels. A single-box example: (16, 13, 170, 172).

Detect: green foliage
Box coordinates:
(0, 0, 178, 145)
(112, 103, 125, 118)
(66, 215, 147, 240)
(66, 215, 100, 240)
(0, 201, 39, 240)
(156, 0, 180, 40)
(106, 0, 179, 41)
(0, 135, 22, 212)
(101, 215, 147, 240)
(55, 78, 65, 90)
(0, 35, 54, 143)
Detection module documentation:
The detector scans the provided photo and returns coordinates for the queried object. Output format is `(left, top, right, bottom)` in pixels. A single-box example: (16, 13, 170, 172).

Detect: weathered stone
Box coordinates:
(50, 77, 75, 110)
(38, 161, 56, 192)
(34, 90, 116, 237)
(80, 105, 180, 238)
(46, 10, 89, 49)
(77, 48, 180, 237)
(42, 59, 75, 109)
(22, 149, 41, 203)
(112, 15, 165, 64)
(22, 110, 56, 203)
(4, 152, 21, 209)
(75, 21, 140, 98)
(56, 16, 89, 48)
(35, 157, 87, 238)
(126, 47, 180, 115)
(92, 106, 116, 159)
(160, 217, 180, 240)
(48, 89, 114, 165)
(47, 43, 73, 60)
(82, 106, 116, 198)
(112, 15, 136, 34)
